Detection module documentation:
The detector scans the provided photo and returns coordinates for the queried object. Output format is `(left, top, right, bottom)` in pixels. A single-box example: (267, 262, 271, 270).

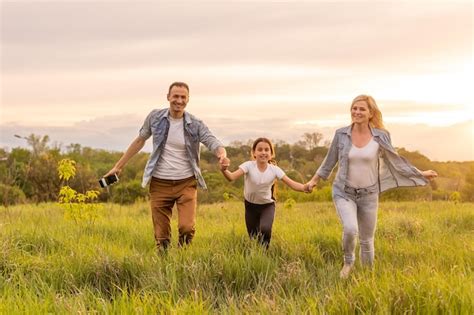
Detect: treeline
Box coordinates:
(1, 133, 473, 206)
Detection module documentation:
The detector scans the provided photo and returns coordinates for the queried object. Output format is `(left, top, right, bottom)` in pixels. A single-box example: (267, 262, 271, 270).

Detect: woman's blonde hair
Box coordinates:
(351, 95, 385, 130)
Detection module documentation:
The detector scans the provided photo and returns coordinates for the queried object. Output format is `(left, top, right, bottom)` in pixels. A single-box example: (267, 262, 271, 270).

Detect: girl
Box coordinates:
(221, 137, 309, 248)
(306, 95, 437, 278)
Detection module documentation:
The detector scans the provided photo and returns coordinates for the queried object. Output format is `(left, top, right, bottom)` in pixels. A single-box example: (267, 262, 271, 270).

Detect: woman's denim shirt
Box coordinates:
(139, 108, 223, 189)
(316, 125, 428, 200)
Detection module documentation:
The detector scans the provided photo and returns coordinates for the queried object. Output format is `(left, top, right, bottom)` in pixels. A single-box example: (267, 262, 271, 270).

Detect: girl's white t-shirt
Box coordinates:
(239, 161, 285, 204)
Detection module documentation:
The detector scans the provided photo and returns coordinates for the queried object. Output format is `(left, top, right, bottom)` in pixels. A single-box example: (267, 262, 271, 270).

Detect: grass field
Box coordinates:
(1, 201, 473, 314)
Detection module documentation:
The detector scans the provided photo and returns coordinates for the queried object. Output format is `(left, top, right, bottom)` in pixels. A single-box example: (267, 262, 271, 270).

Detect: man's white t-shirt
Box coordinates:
(239, 161, 285, 204)
(153, 116, 194, 179)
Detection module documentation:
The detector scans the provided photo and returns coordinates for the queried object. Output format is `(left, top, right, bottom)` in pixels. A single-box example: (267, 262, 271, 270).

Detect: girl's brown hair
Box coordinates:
(251, 137, 276, 165)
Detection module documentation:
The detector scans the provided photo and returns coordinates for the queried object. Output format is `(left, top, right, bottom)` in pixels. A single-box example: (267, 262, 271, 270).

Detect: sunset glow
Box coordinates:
(1, 1, 472, 161)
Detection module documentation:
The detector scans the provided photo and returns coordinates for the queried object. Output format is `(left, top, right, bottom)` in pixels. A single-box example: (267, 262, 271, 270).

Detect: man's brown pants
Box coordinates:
(149, 176, 197, 249)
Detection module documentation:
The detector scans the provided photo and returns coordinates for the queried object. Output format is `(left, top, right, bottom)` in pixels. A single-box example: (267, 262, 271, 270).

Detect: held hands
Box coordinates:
(216, 148, 227, 167)
(219, 157, 230, 171)
(304, 179, 317, 193)
(303, 183, 311, 193)
(422, 170, 438, 181)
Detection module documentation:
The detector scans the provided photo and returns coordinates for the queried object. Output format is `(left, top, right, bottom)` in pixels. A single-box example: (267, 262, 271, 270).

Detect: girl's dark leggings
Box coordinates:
(244, 200, 276, 248)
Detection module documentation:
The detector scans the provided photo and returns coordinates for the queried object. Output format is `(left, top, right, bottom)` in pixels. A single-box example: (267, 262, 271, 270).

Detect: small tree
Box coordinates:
(57, 159, 102, 223)
(302, 132, 323, 150)
(284, 198, 296, 210)
(449, 191, 461, 203)
(461, 166, 474, 202)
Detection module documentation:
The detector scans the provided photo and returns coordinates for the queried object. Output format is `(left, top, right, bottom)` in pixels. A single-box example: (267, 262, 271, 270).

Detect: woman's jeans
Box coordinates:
(333, 184, 379, 266)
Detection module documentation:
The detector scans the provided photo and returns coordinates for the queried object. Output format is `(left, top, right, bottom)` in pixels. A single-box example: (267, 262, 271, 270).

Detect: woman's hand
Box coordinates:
(421, 170, 438, 180)
(305, 178, 318, 192)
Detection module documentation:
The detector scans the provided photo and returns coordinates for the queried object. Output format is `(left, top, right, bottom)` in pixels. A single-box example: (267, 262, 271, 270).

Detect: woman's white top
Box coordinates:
(346, 138, 380, 188)
(239, 161, 285, 204)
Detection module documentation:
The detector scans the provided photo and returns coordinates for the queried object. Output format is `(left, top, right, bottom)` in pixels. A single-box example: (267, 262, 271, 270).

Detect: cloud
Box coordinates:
(2, 2, 471, 73)
(1, 114, 472, 161)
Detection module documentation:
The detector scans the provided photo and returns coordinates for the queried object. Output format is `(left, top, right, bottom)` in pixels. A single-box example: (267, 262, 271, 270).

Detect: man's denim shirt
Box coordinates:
(316, 125, 428, 200)
(139, 108, 223, 189)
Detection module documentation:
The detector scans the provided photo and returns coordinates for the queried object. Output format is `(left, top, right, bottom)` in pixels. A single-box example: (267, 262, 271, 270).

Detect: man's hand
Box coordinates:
(220, 157, 230, 171)
(104, 166, 122, 178)
(218, 155, 227, 164)
(216, 147, 227, 165)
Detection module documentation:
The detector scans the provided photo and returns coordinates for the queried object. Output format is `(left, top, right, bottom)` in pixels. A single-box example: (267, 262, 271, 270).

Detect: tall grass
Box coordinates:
(1, 201, 472, 313)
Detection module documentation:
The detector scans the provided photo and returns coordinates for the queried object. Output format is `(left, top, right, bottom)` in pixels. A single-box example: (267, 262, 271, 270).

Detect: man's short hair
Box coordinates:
(168, 82, 189, 94)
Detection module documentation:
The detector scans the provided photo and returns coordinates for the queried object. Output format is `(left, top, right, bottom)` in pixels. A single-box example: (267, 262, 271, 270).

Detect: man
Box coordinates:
(104, 82, 226, 250)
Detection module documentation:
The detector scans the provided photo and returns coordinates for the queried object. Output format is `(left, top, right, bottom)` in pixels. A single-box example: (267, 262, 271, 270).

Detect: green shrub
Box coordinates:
(284, 198, 296, 210)
(432, 189, 450, 201)
(449, 191, 461, 203)
(0, 183, 26, 206)
(111, 180, 147, 204)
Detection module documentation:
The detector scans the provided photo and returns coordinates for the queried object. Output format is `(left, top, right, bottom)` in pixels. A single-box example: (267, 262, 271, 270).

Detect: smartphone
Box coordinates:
(99, 174, 119, 188)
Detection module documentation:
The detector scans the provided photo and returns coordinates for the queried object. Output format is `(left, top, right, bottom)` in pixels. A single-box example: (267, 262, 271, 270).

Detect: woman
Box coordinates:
(306, 95, 437, 278)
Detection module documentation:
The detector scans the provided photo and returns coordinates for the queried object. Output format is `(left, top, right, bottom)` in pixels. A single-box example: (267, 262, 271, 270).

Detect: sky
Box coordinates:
(1, 1, 472, 161)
